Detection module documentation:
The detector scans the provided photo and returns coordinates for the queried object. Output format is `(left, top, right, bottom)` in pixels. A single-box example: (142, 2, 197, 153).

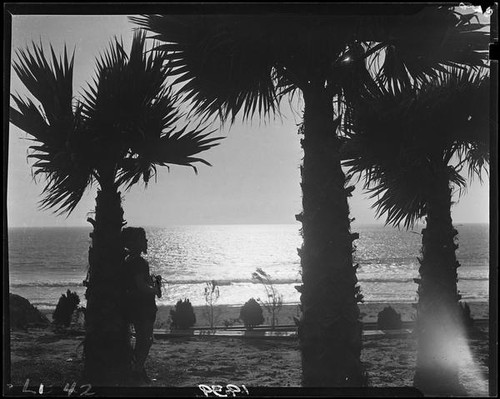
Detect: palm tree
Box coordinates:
(342, 67, 490, 394)
(9, 31, 222, 385)
(131, 7, 488, 386)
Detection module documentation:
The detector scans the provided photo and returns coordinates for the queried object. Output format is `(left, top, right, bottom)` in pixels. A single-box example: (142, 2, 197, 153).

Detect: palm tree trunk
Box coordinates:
(413, 168, 464, 395)
(298, 84, 364, 387)
(83, 185, 133, 386)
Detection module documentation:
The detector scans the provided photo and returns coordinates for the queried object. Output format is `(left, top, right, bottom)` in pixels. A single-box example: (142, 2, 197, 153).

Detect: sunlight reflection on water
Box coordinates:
(8, 224, 489, 308)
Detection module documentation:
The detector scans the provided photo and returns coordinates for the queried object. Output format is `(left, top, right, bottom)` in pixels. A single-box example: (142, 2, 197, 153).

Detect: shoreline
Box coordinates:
(39, 301, 490, 329)
(156, 301, 490, 329)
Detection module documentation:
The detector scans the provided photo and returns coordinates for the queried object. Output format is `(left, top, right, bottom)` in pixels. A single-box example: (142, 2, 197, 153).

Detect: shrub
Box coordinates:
(240, 298, 264, 330)
(170, 299, 196, 330)
(377, 306, 403, 330)
(53, 290, 80, 328)
(9, 293, 50, 330)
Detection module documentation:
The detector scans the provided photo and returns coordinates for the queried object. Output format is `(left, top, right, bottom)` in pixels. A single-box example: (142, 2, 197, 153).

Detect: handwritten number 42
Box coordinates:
(63, 382, 95, 397)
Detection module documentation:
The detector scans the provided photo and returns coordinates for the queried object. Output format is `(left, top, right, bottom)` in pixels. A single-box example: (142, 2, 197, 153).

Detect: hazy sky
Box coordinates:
(7, 14, 491, 228)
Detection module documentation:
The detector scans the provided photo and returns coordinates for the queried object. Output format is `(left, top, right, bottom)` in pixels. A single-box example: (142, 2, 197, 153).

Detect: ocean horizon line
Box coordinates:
(6, 221, 490, 229)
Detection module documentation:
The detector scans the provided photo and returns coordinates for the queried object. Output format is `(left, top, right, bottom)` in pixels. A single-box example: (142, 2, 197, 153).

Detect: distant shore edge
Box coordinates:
(37, 301, 490, 329)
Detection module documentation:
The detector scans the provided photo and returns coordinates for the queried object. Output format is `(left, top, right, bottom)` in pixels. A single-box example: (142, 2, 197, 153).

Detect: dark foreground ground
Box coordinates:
(8, 323, 490, 396)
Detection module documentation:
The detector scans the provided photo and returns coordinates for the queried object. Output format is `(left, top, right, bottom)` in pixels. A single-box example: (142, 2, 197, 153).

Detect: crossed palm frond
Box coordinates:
(10, 30, 224, 215)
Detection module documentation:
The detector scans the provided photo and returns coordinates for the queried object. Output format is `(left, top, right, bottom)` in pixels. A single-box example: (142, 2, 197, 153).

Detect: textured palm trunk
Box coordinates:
(413, 168, 464, 395)
(83, 185, 133, 386)
(298, 85, 364, 387)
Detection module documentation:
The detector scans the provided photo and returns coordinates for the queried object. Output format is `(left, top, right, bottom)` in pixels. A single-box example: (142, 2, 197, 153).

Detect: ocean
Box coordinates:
(7, 223, 489, 309)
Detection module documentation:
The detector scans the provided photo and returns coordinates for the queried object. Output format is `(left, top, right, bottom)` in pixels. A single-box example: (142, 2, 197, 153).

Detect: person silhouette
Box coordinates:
(122, 227, 161, 383)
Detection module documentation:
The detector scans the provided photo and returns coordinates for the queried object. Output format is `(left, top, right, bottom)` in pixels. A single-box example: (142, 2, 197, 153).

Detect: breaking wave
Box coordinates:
(10, 275, 487, 289)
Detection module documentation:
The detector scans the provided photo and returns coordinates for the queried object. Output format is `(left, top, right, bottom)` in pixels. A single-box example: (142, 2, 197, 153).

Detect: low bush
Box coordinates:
(377, 306, 403, 330)
(240, 298, 264, 330)
(170, 299, 196, 330)
(9, 293, 50, 329)
(53, 290, 80, 328)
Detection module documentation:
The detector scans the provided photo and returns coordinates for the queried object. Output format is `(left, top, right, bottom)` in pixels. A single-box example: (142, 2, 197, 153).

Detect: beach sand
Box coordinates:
(8, 302, 490, 395)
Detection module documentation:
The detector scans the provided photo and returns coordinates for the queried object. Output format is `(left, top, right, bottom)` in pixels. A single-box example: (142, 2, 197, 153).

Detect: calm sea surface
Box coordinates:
(7, 224, 489, 309)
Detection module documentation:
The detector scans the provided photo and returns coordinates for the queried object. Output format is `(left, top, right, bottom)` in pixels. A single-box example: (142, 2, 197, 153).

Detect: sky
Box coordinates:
(6, 13, 492, 228)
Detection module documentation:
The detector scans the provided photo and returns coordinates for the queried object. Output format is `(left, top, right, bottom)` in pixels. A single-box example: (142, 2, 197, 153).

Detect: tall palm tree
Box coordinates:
(131, 7, 488, 386)
(342, 67, 490, 394)
(9, 31, 222, 385)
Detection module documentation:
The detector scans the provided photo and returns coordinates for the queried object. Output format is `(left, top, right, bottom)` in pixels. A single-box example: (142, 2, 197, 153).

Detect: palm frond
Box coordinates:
(12, 41, 75, 126)
(368, 166, 429, 229)
(372, 7, 489, 87)
(132, 8, 488, 128)
(410, 67, 490, 183)
(116, 124, 223, 189)
(11, 31, 224, 214)
(343, 66, 490, 227)
(10, 42, 94, 215)
(80, 31, 158, 164)
(130, 15, 282, 123)
(79, 29, 223, 189)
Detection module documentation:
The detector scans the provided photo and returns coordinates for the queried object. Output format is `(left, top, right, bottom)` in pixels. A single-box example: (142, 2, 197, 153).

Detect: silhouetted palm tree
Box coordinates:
(132, 7, 488, 386)
(9, 31, 222, 385)
(342, 67, 490, 394)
